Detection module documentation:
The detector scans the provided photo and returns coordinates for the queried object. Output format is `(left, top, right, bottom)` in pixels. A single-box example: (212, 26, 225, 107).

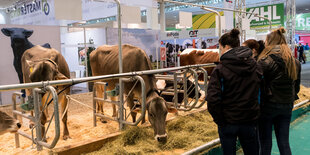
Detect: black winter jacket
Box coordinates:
(207, 47, 262, 126)
(258, 46, 301, 114)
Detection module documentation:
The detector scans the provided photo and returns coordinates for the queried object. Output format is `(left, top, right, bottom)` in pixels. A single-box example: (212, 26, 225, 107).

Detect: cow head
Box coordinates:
(146, 95, 177, 143)
(1, 28, 33, 48)
(26, 59, 67, 82)
(0, 111, 21, 135)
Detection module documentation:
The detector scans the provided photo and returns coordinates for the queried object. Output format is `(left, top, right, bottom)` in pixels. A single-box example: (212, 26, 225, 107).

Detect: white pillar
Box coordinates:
(159, 0, 166, 32)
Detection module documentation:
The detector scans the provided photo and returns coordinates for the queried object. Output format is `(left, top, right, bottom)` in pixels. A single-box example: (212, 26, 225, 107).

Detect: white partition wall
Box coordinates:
(60, 27, 107, 87)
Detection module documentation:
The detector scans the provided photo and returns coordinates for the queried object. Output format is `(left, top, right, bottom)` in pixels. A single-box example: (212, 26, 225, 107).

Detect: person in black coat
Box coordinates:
(257, 28, 301, 155)
(298, 43, 306, 64)
(206, 29, 262, 155)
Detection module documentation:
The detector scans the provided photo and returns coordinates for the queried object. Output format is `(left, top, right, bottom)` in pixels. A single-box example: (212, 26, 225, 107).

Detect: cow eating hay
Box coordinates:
(90, 44, 177, 143)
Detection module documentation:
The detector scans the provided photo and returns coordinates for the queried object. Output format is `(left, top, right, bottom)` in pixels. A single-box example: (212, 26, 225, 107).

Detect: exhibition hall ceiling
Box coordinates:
(0, 0, 309, 13)
(0, 0, 19, 9)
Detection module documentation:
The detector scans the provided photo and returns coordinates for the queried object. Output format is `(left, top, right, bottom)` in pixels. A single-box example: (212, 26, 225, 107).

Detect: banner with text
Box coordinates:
(296, 13, 310, 31)
(9, 0, 58, 25)
(246, 3, 284, 33)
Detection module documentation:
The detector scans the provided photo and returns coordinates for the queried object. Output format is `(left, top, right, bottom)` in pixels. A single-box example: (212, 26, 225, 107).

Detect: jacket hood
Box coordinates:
(220, 46, 257, 76)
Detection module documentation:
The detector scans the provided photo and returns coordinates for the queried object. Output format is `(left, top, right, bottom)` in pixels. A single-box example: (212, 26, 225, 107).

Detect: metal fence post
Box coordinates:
(12, 92, 24, 148)
(173, 72, 178, 108)
(33, 88, 43, 151)
(93, 84, 97, 127)
(183, 70, 188, 108)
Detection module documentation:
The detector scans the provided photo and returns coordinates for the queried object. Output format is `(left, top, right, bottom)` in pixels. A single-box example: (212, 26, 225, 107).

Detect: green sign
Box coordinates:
(246, 3, 284, 32)
(296, 13, 310, 31)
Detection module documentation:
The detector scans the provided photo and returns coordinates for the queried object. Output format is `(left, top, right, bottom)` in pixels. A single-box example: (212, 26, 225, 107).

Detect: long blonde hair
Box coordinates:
(258, 27, 297, 80)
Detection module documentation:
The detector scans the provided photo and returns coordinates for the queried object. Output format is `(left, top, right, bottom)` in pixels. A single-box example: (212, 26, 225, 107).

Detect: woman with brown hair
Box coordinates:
(258, 27, 301, 155)
(242, 39, 265, 60)
(207, 28, 261, 155)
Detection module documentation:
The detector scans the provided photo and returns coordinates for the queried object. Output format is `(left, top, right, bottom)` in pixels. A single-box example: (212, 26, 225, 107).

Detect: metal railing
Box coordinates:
(93, 76, 146, 128)
(0, 64, 215, 92)
(12, 86, 60, 151)
(1, 63, 215, 151)
(155, 66, 210, 111)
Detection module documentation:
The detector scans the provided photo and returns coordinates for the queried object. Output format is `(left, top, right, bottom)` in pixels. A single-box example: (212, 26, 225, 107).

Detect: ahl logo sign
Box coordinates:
(189, 30, 198, 37)
(246, 3, 284, 29)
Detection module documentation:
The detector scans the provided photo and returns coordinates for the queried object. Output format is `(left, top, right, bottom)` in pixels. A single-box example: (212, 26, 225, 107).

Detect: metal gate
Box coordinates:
(12, 86, 61, 151)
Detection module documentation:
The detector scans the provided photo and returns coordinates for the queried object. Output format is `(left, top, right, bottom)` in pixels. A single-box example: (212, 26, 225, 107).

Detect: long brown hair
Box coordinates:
(258, 27, 297, 80)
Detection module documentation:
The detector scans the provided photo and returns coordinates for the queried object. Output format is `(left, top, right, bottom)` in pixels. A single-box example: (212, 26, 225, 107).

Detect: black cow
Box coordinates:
(1, 28, 51, 95)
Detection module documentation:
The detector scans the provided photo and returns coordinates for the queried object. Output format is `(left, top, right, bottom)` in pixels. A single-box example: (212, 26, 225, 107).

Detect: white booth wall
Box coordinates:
(60, 28, 107, 88)
(0, 24, 61, 105)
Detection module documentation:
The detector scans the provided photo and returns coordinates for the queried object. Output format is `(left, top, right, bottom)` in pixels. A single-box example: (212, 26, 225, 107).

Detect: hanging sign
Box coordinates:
(160, 47, 166, 61)
(9, 0, 58, 25)
(296, 13, 310, 31)
(246, 3, 284, 32)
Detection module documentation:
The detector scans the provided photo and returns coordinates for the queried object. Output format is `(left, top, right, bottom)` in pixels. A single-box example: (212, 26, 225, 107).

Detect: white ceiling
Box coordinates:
(0, 0, 309, 14)
(0, 0, 19, 9)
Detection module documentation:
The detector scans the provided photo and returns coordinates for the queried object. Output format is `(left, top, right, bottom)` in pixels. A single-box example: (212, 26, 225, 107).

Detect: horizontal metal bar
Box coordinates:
(155, 75, 184, 78)
(93, 98, 120, 106)
(155, 77, 175, 80)
(94, 82, 108, 86)
(13, 110, 35, 122)
(164, 89, 185, 93)
(161, 92, 175, 96)
(294, 99, 309, 108)
(0, 63, 215, 92)
(17, 130, 33, 140)
(95, 113, 118, 121)
(182, 138, 221, 155)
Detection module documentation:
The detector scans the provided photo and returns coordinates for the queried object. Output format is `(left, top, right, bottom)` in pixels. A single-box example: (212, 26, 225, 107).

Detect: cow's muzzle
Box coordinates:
(155, 134, 167, 143)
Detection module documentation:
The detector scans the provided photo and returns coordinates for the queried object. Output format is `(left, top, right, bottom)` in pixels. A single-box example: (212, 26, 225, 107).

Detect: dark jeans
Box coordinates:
(218, 124, 259, 155)
(259, 113, 292, 155)
(299, 52, 306, 63)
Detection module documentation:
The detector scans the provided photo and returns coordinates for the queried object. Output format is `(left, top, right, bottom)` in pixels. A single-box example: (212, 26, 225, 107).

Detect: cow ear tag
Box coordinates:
(30, 67, 33, 73)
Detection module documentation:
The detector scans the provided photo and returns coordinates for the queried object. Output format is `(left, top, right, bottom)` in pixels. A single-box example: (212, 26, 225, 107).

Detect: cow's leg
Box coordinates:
(41, 94, 51, 142)
(59, 88, 70, 140)
(126, 93, 137, 123)
(40, 111, 47, 142)
(110, 96, 117, 117)
(25, 88, 36, 129)
(96, 85, 107, 123)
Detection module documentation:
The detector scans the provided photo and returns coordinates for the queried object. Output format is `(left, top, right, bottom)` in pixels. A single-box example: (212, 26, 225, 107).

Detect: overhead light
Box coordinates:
(32, 0, 36, 4)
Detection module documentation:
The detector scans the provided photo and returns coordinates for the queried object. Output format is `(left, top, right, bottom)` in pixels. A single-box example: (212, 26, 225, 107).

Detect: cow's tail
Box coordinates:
(87, 47, 96, 91)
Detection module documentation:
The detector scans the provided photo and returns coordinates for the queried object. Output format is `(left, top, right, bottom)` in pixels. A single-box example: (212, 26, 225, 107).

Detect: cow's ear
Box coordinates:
(26, 60, 33, 66)
(167, 106, 178, 113)
(23, 29, 33, 38)
(1, 28, 12, 36)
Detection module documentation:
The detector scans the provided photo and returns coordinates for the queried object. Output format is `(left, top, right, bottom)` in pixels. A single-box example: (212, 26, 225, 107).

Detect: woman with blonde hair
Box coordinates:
(258, 27, 301, 155)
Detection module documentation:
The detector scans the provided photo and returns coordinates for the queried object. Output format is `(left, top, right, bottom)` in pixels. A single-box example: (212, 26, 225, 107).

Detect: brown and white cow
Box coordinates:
(0, 110, 21, 135)
(180, 50, 219, 76)
(90, 44, 177, 143)
(21, 45, 71, 140)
